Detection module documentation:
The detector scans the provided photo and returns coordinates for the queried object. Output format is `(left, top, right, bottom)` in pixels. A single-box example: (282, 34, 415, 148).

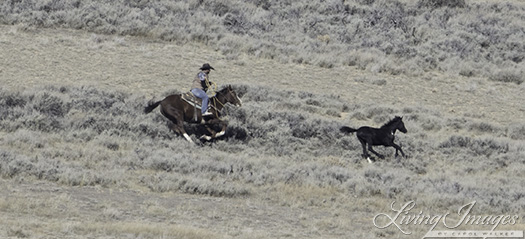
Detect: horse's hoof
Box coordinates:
(367, 157, 374, 163)
(183, 133, 194, 143)
(200, 135, 212, 141)
(215, 131, 225, 138)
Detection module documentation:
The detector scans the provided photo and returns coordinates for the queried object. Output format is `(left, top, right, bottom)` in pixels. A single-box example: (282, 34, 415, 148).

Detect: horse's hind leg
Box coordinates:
(368, 145, 384, 160)
(162, 107, 193, 143)
(180, 127, 194, 143)
(171, 123, 193, 143)
(358, 138, 374, 163)
(357, 136, 384, 160)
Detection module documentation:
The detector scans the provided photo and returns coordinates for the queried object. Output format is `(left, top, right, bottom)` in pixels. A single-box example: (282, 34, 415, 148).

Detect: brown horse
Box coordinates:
(144, 85, 242, 143)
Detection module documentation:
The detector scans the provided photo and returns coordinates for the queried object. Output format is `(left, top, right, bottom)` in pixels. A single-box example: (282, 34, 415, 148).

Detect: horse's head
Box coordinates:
(394, 116, 407, 134)
(218, 85, 242, 107)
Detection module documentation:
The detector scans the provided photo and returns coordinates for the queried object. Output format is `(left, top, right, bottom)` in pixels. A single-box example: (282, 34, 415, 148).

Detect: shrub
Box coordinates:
(489, 69, 524, 85)
(0, 82, 522, 211)
(2, 0, 523, 82)
(507, 124, 525, 140)
(417, 0, 467, 9)
(439, 135, 509, 157)
(33, 92, 70, 117)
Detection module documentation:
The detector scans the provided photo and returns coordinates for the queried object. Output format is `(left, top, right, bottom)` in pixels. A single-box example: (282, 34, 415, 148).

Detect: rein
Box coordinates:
(205, 79, 224, 118)
(205, 78, 218, 95)
(211, 92, 227, 118)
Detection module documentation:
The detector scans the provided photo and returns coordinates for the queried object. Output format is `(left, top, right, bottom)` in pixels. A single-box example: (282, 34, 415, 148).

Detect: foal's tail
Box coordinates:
(340, 126, 358, 134)
(144, 100, 161, 114)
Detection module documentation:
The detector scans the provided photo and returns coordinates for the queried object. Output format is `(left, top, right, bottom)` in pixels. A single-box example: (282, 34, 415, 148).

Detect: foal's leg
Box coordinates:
(392, 143, 406, 158)
(358, 138, 374, 163)
(358, 138, 368, 158)
(368, 145, 385, 160)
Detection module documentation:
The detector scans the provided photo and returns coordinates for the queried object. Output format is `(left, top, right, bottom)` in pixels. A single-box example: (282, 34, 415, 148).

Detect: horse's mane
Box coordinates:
(214, 85, 228, 93)
(218, 87, 229, 94)
(214, 85, 233, 96)
(381, 116, 402, 129)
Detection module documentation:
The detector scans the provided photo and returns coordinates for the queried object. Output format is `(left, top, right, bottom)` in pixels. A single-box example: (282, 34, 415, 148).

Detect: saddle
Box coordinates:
(181, 92, 204, 109)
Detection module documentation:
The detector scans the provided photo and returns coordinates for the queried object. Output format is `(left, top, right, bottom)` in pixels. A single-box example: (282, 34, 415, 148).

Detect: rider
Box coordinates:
(191, 63, 215, 116)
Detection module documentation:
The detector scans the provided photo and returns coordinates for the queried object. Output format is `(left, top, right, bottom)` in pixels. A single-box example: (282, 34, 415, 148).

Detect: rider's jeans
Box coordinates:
(191, 88, 209, 114)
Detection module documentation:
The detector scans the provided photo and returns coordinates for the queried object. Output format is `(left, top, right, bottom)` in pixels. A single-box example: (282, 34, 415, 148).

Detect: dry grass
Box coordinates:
(1, 23, 525, 237)
(0, 194, 219, 239)
(1, 0, 524, 81)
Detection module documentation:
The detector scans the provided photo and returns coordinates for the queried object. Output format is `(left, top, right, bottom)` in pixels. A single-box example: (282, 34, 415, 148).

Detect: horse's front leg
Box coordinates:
(214, 120, 227, 138)
(392, 143, 406, 158)
(200, 125, 217, 141)
(200, 119, 227, 141)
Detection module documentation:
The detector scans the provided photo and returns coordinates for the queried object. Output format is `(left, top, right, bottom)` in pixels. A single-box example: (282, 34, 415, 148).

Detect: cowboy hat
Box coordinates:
(200, 63, 215, 71)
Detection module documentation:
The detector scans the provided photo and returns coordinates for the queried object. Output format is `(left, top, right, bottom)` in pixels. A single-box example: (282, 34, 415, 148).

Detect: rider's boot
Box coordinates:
(202, 110, 213, 116)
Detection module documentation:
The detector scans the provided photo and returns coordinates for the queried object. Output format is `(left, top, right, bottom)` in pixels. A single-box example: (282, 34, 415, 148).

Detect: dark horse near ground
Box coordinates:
(144, 85, 242, 143)
(340, 116, 407, 163)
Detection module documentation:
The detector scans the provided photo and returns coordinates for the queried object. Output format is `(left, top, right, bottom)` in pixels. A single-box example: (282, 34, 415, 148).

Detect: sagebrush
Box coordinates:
(1, 0, 524, 82)
(1, 85, 524, 213)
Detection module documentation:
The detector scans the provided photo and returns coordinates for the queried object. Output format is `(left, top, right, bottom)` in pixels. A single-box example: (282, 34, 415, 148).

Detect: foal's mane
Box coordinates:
(380, 116, 402, 129)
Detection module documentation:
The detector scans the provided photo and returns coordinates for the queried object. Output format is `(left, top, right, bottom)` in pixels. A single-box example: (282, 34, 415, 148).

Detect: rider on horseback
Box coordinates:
(191, 63, 215, 116)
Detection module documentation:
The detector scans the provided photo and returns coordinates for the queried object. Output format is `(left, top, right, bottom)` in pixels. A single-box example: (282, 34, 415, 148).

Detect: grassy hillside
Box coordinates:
(1, 83, 524, 207)
(1, 0, 524, 82)
(1, 80, 525, 237)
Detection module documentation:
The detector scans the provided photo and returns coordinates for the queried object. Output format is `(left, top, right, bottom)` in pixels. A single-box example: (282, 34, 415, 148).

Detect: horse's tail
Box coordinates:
(340, 126, 357, 134)
(144, 100, 162, 114)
